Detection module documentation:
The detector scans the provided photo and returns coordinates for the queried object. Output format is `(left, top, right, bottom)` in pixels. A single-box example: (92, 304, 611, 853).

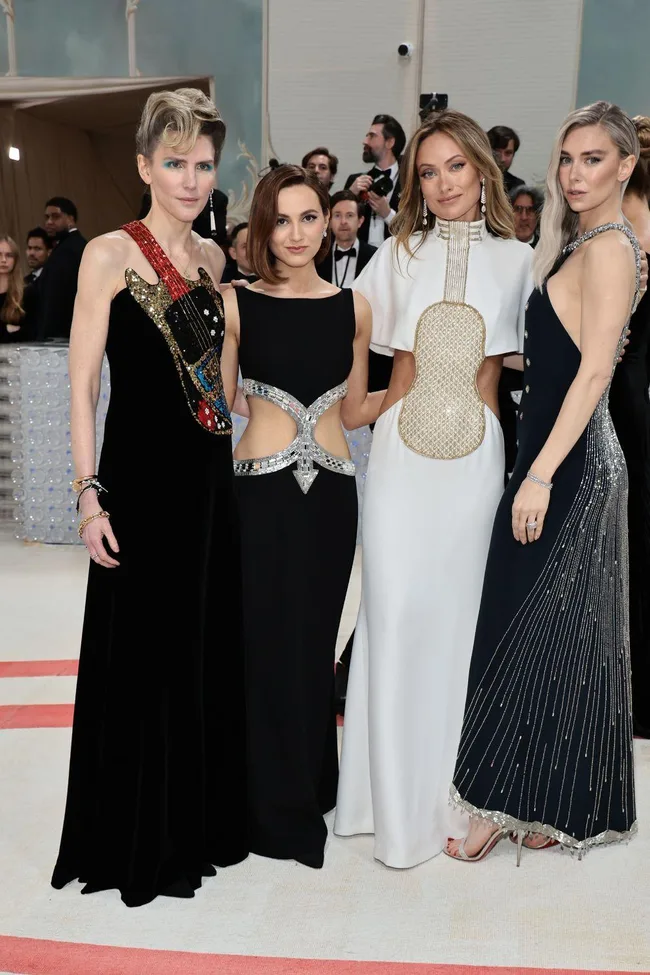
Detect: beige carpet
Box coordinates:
(0, 531, 648, 974)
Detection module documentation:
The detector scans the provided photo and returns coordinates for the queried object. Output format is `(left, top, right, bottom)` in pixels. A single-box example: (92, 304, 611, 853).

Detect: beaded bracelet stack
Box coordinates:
(72, 474, 107, 514)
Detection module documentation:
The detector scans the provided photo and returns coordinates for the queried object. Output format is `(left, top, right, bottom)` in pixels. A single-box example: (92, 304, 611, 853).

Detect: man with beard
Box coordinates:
(38, 197, 87, 340)
(345, 114, 406, 246)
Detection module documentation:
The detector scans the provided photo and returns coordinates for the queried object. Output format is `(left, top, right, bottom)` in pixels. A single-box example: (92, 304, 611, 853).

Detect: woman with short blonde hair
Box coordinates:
(51, 88, 249, 906)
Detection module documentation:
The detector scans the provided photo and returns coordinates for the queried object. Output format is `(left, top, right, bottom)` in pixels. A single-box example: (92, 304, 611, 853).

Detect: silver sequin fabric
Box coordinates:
(233, 379, 356, 494)
(451, 223, 641, 854)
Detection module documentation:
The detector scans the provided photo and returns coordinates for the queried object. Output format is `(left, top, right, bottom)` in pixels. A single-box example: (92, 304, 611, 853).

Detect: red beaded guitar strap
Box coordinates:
(122, 220, 192, 301)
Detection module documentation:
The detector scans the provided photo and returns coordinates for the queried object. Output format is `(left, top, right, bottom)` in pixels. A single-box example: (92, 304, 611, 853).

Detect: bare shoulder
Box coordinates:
(353, 290, 372, 322)
(196, 235, 225, 283)
(83, 231, 132, 270)
(582, 229, 636, 281)
(222, 284, 240, 318)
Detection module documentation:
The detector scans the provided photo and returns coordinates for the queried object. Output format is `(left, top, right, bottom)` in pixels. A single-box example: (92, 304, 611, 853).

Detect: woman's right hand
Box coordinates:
(79, 492, 120, 568)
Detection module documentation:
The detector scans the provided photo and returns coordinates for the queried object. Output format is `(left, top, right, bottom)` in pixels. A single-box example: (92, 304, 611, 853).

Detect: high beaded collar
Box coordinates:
(433, 217, 487, 242)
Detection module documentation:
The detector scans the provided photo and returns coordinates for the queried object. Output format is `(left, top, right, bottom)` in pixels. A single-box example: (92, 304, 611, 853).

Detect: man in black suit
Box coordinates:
(221, 222, 258, 285)
(38, 197, 87, 341)
(344, 114, 406, 247)
(21, 227, 52, 340)
(487, 125, 525, 194)
(317, 191, 376, 288)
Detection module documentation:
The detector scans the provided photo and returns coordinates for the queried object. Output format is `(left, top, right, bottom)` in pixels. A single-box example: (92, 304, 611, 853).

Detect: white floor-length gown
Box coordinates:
(334, 217, 533, 867)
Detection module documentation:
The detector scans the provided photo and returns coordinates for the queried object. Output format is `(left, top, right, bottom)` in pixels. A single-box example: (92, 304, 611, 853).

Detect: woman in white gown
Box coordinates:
(335, 110, 534, 867)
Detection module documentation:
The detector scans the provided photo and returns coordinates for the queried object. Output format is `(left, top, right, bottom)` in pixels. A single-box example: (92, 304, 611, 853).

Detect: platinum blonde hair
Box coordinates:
(533, 101, 639, 287)
(135, 87, 226, 162)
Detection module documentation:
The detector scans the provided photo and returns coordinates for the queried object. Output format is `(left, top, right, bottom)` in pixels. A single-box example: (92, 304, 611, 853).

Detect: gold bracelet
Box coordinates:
(78, 510, 110, 539)
(72, 474, 98, 493)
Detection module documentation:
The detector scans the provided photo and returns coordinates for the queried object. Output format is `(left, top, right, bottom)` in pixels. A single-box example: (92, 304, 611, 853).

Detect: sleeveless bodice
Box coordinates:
(516, 222, 641, 469)
(234, 287, 356, 493)
(236, 287, 355, 402)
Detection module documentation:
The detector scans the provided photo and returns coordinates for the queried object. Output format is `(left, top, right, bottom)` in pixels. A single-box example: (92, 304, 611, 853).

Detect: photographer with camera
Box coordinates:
(345, 114, 406, 246)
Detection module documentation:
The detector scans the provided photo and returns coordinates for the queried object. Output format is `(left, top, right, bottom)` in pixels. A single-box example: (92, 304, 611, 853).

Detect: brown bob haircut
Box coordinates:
(247, 164, 331, 284)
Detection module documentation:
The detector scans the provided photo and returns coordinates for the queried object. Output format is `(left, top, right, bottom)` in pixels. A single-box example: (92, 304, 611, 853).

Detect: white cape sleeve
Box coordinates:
(352, 238, 399, 357)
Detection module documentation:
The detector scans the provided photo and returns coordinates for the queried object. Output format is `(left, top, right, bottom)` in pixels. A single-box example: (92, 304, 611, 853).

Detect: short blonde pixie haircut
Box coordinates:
(135, 87, 226, 163)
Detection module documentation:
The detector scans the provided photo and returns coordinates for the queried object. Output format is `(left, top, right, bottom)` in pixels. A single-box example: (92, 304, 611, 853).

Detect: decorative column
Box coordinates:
(125, 0, 142, 78)
(0, 0, 17, 76)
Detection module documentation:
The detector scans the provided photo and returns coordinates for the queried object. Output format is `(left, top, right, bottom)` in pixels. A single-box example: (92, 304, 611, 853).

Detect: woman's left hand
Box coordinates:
(512, 478, 551, 544)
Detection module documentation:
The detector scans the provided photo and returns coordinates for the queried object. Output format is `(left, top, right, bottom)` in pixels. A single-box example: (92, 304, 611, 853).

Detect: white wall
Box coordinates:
(421, 0, 584, 185)
(266, 0, 423, 189)
(266, 0, 584, 192)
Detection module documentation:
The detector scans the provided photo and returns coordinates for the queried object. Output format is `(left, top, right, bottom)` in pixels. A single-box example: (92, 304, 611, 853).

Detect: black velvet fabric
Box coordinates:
(51, 285, 248, 907)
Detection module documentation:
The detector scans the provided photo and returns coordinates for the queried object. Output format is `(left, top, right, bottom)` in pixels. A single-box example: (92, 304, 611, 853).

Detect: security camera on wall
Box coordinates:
(397, 42, 414, 58)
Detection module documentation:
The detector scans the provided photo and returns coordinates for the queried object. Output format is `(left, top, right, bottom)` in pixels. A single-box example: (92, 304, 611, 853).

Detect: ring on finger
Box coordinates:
(526, 520, 538, 530)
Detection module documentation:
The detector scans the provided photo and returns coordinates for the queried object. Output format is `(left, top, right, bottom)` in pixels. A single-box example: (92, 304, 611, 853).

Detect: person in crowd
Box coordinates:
(0, 235, 25, 343)
(448, 101, 641, 864)
(21, 227, 53, 339)
(610, 113, 650, 740)
(498, 185, 545, 474)
(488, 125, 525, 193)
(51, 87, 249, 907)
(221, 165, 384, 870)
(221, 222, 257, 284)
(317, 191, 376, 288)
(345, 114, 406, 246)
(316, 189, 381, 715)
(37, 197, 87, 340)
(510, 184, 544, 245)
(24, 227, 52, 284)
(302, 147, 339, 191)
(335, 110, 533, 868)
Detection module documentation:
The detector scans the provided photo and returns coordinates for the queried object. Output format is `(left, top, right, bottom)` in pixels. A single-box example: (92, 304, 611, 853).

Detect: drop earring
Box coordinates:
(480, 178, 486, 214)
(323, 229, 327, 238)
(422, 198, 428, 227)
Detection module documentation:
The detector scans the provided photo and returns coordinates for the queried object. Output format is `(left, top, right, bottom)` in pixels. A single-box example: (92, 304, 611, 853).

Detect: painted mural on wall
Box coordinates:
(0, 0, 262, 218)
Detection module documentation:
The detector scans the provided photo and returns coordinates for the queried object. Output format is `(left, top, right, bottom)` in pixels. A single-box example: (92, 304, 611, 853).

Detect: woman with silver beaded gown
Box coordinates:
(448, 102, 643, 864)
(221, 166, 384, 869)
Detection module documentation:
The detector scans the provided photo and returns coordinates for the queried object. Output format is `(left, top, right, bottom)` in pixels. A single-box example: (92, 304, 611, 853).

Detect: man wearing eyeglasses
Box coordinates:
(510, 184, 544, 247)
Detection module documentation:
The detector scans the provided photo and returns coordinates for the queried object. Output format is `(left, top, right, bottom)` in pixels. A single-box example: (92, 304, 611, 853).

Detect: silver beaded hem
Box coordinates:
(449, 785, 638, 855)
(233, 378, 356, 494)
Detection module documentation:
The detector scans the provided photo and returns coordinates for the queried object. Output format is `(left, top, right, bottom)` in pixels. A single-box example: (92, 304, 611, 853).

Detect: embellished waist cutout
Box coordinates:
(233, 379, 355, 493)
(399, 218, 486, 459)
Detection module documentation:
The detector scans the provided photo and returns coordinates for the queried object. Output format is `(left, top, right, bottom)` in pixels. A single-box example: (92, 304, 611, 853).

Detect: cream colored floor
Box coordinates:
(1, 529, 649, 971)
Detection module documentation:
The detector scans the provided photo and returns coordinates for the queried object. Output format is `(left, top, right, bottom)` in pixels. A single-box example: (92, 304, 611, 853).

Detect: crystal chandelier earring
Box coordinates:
(480, 178, 487, 214)
(422, 197, 428, 227)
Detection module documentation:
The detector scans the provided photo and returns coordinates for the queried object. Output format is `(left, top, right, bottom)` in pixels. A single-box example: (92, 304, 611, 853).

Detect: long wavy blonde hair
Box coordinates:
(391, 110, 515, 258)
(533, 101, 640, 287)
(0, 236, 24, 326)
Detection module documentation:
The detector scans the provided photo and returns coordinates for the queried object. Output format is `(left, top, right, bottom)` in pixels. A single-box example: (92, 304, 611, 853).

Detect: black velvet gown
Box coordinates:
(51, 222, 248, 906)
(609, 273, 650, 738)
(234, 287, 358, 868)
(452, 224, 640, 853)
